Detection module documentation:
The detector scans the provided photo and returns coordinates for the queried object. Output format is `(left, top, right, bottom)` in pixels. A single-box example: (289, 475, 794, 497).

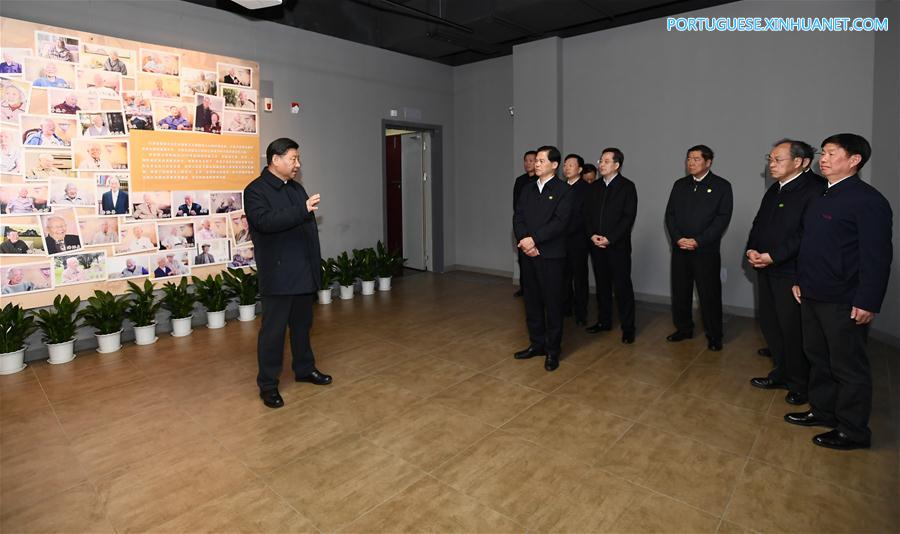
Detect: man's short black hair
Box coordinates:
(536, 145, 561, 165)
(266, 137, 299, 165)
(687, 144, 714, 161)
(601, 147, 624, 168)
(773, 138, 813, 161)
(821, 133, 871, 171)
(524, 150, 537, 159)
(564, 153, 584, 169)
(582, 163, 597, 174)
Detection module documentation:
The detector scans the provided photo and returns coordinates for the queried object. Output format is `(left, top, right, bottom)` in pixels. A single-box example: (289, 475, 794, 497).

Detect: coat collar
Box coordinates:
(261, 167, 290, 189)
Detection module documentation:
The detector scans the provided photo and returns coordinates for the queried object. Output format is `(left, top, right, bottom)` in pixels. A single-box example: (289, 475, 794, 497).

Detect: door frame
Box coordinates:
(381, 119, 444, 273)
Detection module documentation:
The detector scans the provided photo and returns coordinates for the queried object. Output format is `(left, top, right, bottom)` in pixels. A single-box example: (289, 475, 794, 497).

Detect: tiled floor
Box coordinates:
(1, 270, 898, 533)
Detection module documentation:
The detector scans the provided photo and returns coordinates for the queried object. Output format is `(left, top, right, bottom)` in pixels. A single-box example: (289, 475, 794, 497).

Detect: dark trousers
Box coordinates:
(521, 255, 566, 355)
(563, 240, 589, 322)
(517, 250, 527, 292)
(757, 272, 808, 394)
(590, 246, 636, 333)
(671, 248, 723, 340)
(257, 294, 316, 391)
(802, 299, 872, 442)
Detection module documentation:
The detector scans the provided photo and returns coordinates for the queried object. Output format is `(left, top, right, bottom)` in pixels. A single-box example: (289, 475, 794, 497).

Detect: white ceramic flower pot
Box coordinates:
(238, 304, 256, 321)
(361, 280, 376, 295)
(46, 339, 76, 364)
(171, 316, 193, 337)
(0, 347, 27, 375)
(134, 323, 158, 345)
(206, 310, 226, 329)
(339, 285, 354, 300)
(377, 276, 392, 291)
(318, 289, 332, 304)
(96, 330, 122, 354)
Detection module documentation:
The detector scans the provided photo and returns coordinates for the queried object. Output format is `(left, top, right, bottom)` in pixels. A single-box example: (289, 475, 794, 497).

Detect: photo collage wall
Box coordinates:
(0, 18, 260, 304)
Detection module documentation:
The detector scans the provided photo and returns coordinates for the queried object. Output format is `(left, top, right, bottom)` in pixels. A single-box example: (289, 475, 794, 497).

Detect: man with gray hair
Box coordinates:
(2, 268, 34, 294)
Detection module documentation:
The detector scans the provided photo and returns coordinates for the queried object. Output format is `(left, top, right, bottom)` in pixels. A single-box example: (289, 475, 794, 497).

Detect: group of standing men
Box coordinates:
(511, 134, 892, 451)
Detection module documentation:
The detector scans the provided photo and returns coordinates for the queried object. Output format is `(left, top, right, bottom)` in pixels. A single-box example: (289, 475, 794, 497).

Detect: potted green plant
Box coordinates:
(318, 258, 336, 304)
(221, 268, 259, 321)
(79, 290, 129, 353)
(334, 251, 356, 300)
(160, 278, 197, 337)
(354, 247, 378, 295)
(126, 280, 162, 345)
(375, 240, 406, 291)
(0, 303, 37, 374)
(192, 274, 235, 329)
(33, 295, 80, 364)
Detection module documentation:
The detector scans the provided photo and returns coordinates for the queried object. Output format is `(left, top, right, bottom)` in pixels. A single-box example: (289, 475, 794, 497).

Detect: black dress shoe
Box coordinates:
(666, 331, 693, 342)
(784, 410, 836, 428)
(513, 289, 523, 297)
(586, 323, 612, 334)
(544, 354, 559, 371)
(260, 388, 284, 409)
(296, 369, 332, 385)
(750, 376, 788, 390)
(514, 346, 546, 360)
(757, 347, 772, 357)
(621, 332, 635, 344)
(707, 339, 723, 351)
(812, 429, 870, 450)
(785, 391, 808, 405)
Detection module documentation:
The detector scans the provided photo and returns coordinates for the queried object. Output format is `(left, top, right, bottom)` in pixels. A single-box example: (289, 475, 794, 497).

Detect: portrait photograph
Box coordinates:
(193, 94, 225, 134)
(1, 124, 22, 175)
(0, 184, 50, 214)
(157, 220, 195, 251)
(130, 191, 172, 220)
(228, 244, 255, 269)
(221, 86, 257, 112)
(35, 31, 80, 63)
(0, 219, 47, 256)
(140, 49, 180, 77)
(181, 68, 217, 97)
(77, 111, 127, 137)
(96, 173, 131, 216)
(211, 192, 243, 214)
(193, 238, 229, 266)
(115, 222, 159, 256)
(107, 254, 151, 280)
(172, 191, 210, 218)
(80, 44, 136, 78)
(20, 114, 77, 147)
(223, 110, 257, 135)
(48, 177, 96, 208)
(138, 73, 180, 99)
(23, 149, 74, 180)
(24, 57, 76, 89)
(217, 62, 252, 87)
(0, 48, 31, 77)
(1, 76, 32, 125)
(54, 251, 107, 287)
(79, 215, 120, 247)
(151, 99, 193, 132)
(228, 210, 251, 246)
(76, 68, 122, 99)
(72, 138, 129, 171)
(47, 88, 101, 115)
(193, 215, 228, 241)
(122, 90, 152, 113)
(150, 251, 191, 280)
(1, 261, 53, 295)
(40, 207, 83, 255)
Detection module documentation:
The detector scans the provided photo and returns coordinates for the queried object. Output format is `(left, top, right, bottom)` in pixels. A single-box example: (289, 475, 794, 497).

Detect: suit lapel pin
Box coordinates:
(778, 203, 785, 208)
(548, 195, 554, 200)
(706, 188, 712, 193)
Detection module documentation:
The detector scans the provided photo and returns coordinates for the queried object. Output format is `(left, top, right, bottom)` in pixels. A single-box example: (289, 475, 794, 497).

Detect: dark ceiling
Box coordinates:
(184, 0, 738, 66)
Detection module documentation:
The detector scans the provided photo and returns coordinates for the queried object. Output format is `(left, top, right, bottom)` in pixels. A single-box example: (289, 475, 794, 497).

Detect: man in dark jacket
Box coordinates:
(244, 138, 332, 408)
(664, 144, 733, 351)
(746, 139, 824, 405)
(512, 150, 536, 297)
(786, 133, 893, 450)
(513, 145, 573, 371)
(562, 153, 589, 326)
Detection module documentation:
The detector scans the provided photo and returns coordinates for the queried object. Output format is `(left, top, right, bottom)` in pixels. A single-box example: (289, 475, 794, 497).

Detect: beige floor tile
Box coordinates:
(715, 521, 756, 534)
(0, 482, 115, 534)
(483, 355, 588, 393)
(431, 373, 545, 427)
(188, 383, 289, 432)
(1, 405, 65, 449)
(52, 379, 171, 438)
(597, 424, 745, 516)
(501, 396, 632, 466)
(606, 493, 720, 534)
(0, 370, 50, 418)
(587, 347, 695, 388)
(669, 364, 776, 413)
(370, 354, 476, 398)
(427, 337, 514, 371)
(342, 476, 523, 533)
(269, 434, 425, 531)
(558, 336, 615, 368)
(35, 355, 145, 404)
(142, 361, 251, 402)
(362, 401, 495, 472)
(553, 368, 665, 420)
(638, 390, 766, 456)
(725, 460, 898, 533)
(1, 440, 88, 516)
(304, 375, 423, 431)
(322, 338, 416, 375)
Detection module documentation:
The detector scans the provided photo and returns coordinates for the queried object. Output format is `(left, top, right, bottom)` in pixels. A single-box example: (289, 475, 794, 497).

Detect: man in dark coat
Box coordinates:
(562, 153, 590, 326)
(244, 137, 332, 408)
(512, 150, 536, 297)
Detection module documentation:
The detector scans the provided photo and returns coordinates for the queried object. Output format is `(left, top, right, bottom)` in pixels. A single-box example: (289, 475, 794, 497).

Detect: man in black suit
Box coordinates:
(44, 216, 81, 254)
(244, 138, 332, 408)
(195, 96, 213, 130)
(513, 145, 573, 371)
(664, 145, 733, 351)
(512, 150, 536, 297)
(583, 148, 637, 343)
(786, 133, 893, 450)
(176, 195, 203, 217)
(100, 177, 129, 215)
(746, 139, 824, 406)
(562, 153, 589, 326)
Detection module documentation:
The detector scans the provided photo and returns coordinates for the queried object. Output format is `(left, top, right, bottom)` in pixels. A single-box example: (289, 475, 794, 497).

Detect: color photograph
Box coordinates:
(1, 261, 53, 295)
(23, 57, 75, 88)
(77, 111, 127, 137)
(23, 149, 74, 179)
(150, 251, 190, 280)
(0, 48, 30, 77)
(193, 215, 228, 240)
(53, 251, 106, 286)
(138, 73, 180, 98)
(172, 191, 210, 217)
(157, 220, 195, 251)
(76, 67, 122, 99)
(217, 62, 251, 87)
(79, 215, 120, 247)
(151, 99, 193, 131)
(80, 43, 136, 77)
(47, 88, 101, 114)
(211, 191, 243, 213)
(72, 138, 129, 171)
(114, 222, 159, 255)
(20, 114, 77, 147)
(221, 86, 257, 111)
(228, 244, 255, 268)
(1, 75, 31, 125)
(193, 94, 224, 134)
(0, 124, 22, 174)
(223, 110, 256, 135)
(34, 31, 79, 63)
(140, 49, 180, 76)
(40, 207, 82, 255)
(96, 173, 131, 215)
(181, 68, 217, 96)
(0, 219, 47, 256)
(130, 191, 171, 220)
(48, 177, 96, 208)
(107, 254, 151, 280)
(227, 210, 251, 246)
(0, 184, 50, 214)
